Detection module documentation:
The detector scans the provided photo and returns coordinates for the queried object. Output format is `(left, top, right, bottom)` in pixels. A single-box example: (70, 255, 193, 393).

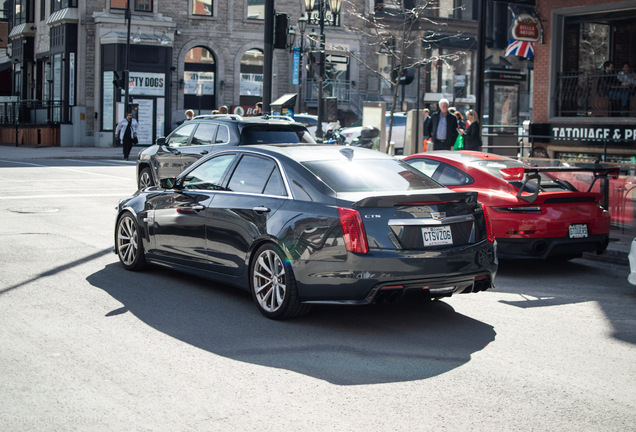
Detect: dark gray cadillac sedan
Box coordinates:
(115, 145, 497, 320)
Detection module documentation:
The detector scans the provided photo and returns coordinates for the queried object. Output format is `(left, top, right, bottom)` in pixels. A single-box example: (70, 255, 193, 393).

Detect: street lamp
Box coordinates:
(296, 14, 308, 113)
(304, 0, 341, 140)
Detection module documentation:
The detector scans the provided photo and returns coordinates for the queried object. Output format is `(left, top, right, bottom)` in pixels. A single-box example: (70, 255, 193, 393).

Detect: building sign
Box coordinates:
(129, 72, 166, 96)
(485, 70, 526, 82)
(550, 124, 636, 145)
(103, 71, 114, 130)
(511, 14, 541, 42)
(292, 48, 300, 85)
(183, 72, 215, 95)
(69, 53, 75, 106)
(240, 73, 263, 96)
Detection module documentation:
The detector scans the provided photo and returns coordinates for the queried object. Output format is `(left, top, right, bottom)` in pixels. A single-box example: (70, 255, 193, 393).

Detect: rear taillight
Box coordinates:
(480, 202, 495, 243)
(337, 207, 369, 254)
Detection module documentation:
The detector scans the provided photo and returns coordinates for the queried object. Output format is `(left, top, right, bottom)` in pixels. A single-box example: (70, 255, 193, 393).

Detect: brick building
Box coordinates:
(531, 0, 636, 162)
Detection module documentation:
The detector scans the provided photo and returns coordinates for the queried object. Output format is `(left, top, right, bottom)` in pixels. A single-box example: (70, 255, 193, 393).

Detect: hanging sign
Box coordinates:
(292, 48, 300, 85)
(511, 14, 541, 42)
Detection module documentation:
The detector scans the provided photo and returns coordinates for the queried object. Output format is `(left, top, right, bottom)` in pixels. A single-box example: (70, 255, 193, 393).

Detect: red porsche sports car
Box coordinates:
(404, 151, 618, 260)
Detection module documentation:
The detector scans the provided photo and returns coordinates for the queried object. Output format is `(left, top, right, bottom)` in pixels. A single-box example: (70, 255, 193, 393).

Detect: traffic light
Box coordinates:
(274, 13, 290, 50)
(306, 51, 317, 77)
(391, 67, 415, 85)
(113, 71, 126, 89)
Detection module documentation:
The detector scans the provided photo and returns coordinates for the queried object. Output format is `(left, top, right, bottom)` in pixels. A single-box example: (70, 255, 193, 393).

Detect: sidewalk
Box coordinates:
(1, 143, 633, 265)
(0, 143, 144, 160)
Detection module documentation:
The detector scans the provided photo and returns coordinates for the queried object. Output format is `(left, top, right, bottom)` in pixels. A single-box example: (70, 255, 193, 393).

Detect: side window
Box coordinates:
(183, 154, 236, 190)
(263, 166, 287, 196)
(408, 158, 440, 178)
(167, 123, 197, 147)
(227, 155, 277, 194)
(436, 163, 473, 186)
(215, 125, 230, 144)
(191, 124, 218, 146)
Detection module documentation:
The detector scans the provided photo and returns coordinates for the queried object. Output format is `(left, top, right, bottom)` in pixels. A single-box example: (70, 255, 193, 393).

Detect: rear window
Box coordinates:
(240, 125, 316, 145)
(470, 159, 525, 179)
(302, 159, 442, 193)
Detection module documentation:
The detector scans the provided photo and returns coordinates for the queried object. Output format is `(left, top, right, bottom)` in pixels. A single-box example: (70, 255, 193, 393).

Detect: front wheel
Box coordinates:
(250, 244, 311, 320)
(138, 167, 155, 190)
(115, 212, 148, 271)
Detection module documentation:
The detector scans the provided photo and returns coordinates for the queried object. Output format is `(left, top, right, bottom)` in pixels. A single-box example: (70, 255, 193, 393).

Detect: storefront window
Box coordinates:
(110, 0, 152, 12)
(192, 0, 213, 16)
(240, 49, 263, 106)
(555, 8, 636, 118)
(184, 47, 216, 114)
(247, 0, 264, 20)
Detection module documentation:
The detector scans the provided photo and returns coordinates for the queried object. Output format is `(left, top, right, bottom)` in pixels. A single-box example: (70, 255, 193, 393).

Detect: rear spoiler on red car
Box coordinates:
(500, 166, 620, 204)
(352, 191, 478, 208)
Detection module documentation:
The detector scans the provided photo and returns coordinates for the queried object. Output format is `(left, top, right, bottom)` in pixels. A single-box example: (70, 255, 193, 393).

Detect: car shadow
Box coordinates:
(87, 263, 496, 386)
(495, 258, 636, 345)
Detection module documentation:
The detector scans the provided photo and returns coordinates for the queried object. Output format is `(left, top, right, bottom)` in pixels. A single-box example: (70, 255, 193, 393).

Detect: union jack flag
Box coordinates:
(505, 39, 535, 60)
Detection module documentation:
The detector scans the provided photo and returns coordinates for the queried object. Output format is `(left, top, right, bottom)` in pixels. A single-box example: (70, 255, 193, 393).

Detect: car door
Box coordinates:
(155, 122, 197, 179)
(179, 123, 219, 172)
(205, 153, 288, 276)
(150, 153, 238, 268)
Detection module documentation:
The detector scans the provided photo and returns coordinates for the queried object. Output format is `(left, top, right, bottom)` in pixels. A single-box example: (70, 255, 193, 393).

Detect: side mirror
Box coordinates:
(159, 177, 178, 189)
(156, 137, 166, 146)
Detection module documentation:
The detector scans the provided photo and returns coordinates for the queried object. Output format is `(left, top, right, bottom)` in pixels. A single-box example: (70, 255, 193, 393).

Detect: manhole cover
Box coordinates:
(8, 207, 59, 214)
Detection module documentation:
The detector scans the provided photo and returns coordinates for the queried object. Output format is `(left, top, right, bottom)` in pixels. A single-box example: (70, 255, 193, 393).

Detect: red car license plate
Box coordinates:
(569, 224, 588, 239)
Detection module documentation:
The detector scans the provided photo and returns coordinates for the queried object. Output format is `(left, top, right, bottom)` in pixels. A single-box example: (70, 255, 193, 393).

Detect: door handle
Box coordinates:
(200, 150, 209, 155)
(191, 205, 205, 211)
(253, 206, 271, 213)
(176, 205, 205, 214)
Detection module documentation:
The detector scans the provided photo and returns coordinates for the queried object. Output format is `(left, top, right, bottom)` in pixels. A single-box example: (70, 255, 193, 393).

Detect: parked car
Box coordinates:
(340, 113, 407, 153)
(291, 113, 338, 139)
(404, 150, 618, 260)
(136, 114, 314, 189)
(116, 145, 497, 320)
(629, 238, 636, 285)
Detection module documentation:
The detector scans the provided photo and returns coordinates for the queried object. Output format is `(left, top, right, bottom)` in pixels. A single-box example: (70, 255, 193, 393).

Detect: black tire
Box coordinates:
(138, 167, 155, 190)
(250, 243, 312, 320)
(115, 211, 148, 271)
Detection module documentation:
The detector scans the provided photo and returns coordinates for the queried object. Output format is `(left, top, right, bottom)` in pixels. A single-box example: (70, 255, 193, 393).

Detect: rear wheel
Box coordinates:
(138, 167, 154, 190)
(115, 212, 148, 271)
(250, 244, 311, 320)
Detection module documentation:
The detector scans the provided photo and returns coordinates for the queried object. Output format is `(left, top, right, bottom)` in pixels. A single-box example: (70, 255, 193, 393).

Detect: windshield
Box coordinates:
(302, 159, 442, 193)
(240, 126, 316, 144)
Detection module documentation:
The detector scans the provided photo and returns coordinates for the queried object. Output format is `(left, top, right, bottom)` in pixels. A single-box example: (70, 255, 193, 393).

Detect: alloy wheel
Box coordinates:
(253, 249, 287, 313)
(117, 215, 139, 266)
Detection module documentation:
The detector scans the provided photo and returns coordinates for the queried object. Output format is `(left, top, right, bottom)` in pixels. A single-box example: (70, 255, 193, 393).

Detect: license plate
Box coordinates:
(422, 226, 453, 246)
(569, 224, 588, 239)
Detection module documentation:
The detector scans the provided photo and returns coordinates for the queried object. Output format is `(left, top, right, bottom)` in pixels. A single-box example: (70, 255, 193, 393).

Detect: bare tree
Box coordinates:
(331, 0, 468, 152)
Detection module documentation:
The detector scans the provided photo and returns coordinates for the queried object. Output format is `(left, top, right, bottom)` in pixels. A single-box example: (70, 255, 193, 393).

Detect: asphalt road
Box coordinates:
(0, 157, 635, 431)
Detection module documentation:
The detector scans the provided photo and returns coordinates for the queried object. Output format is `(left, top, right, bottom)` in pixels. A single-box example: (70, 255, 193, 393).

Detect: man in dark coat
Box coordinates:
(426, 98, 458, 151)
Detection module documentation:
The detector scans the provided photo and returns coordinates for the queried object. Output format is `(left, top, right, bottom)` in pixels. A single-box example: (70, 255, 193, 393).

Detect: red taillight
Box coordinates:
(480, 202, 495, 243)
(337, 207, 369, 254)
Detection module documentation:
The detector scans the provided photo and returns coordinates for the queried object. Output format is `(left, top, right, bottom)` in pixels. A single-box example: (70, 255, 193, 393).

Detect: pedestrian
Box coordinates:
(426, 98, 458, 151)
(185, 109, 194, 121)
(115, 112, 139, 161)
(454, 111, 466, 129)
(219, 105, 228, 114)
(598, 61, 628, 115)
(458, 109, 482, 151)
(254, 102, 263, 116)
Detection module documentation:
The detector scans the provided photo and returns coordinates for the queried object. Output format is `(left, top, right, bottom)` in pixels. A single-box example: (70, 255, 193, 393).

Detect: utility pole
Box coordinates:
(263, 0, 274, 114)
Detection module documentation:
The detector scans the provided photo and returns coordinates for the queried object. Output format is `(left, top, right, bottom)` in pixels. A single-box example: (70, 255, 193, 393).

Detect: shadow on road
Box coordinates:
(495, 258, 636, 345)
(87, 263, 496, 386)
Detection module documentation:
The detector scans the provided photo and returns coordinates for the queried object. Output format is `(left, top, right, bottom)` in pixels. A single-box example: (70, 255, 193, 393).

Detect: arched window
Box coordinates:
(184, 46, 216, 114)
(240, 49, 263, 106)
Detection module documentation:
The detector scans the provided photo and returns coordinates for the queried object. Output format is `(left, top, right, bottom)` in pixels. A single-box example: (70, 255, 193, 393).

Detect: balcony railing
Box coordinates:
(0, 100, 65, 125)
(555, 71, 636, 118)
(304, 79, 352, 104)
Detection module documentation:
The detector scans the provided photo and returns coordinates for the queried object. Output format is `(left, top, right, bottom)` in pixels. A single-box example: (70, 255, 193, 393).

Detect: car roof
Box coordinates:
(417, 151, 518, 164)
(191, 114, 306, 128)
(240, 144, 398, 163)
